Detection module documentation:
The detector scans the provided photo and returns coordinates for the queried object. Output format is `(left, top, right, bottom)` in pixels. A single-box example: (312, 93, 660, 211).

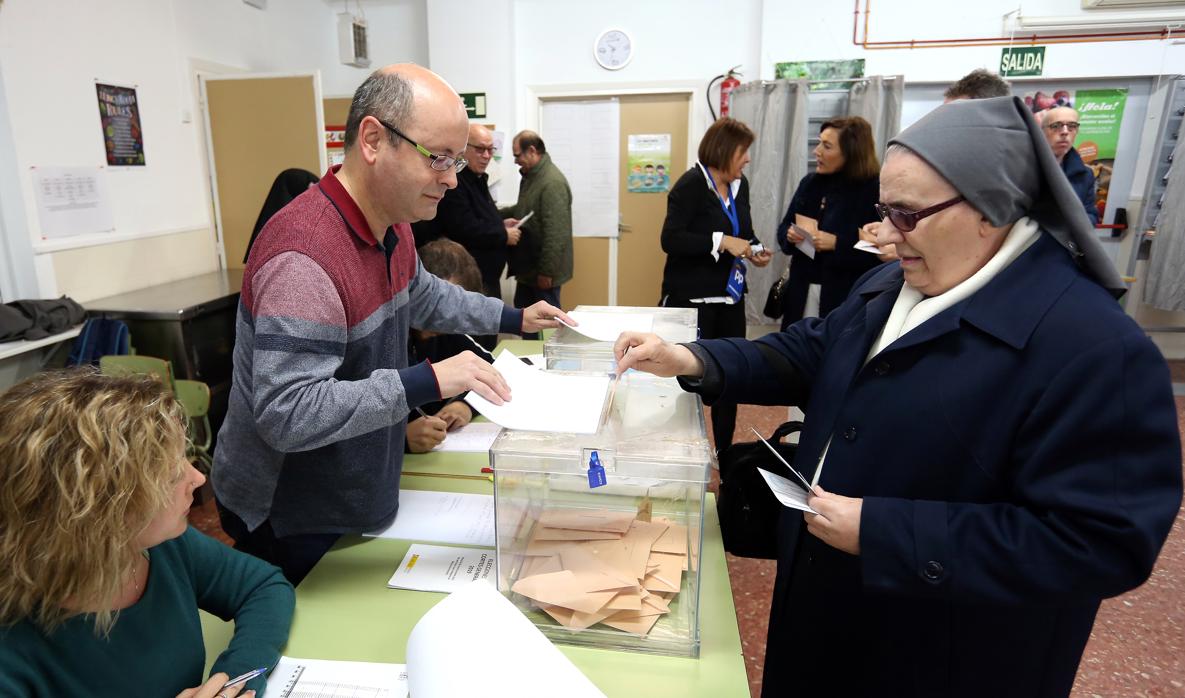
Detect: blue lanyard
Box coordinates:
(702, 166, 740, 238)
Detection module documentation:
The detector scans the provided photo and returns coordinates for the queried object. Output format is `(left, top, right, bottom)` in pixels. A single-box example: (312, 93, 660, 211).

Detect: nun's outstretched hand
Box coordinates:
(613, 332, 702, 379)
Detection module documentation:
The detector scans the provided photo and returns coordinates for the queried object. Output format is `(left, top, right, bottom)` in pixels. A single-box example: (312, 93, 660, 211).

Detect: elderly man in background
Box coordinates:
(213, 63, 571, 585)
(502, 130, 573, 335)
(412, 123, 522, 301)
(614, 96, 1181, 697)
(1043, 105, 1100, 225)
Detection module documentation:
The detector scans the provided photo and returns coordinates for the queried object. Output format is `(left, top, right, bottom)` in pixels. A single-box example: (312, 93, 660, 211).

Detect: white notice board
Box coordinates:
(540, 99, 619, 238)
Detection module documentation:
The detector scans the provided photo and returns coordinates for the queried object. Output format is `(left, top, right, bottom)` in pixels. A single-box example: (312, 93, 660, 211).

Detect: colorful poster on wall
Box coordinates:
(1022, 87, 1127, 221)
(95, 83, 145, 166)
(627, 133, 671, 193)
(774, 59, 865, 90)
(325, 124, 345, 167)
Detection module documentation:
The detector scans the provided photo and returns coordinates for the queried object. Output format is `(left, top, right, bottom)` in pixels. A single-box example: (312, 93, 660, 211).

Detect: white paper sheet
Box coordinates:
(540, 99, 619, 238)
(266, 656, 407, 698)
(364, 491, 495, 547)
(407, 581, 606, 698)
(687, 296, 737, 305)
(388, 544, 496, 593)
(433, 421, 502, 452)
(757, 468, 818, 515)
(560, 311, 654, 342)
(794, 234, 816, 259)
(31, 166, 115, 238)
(854, 240, 883, 254)
(464, 351, 609, 434)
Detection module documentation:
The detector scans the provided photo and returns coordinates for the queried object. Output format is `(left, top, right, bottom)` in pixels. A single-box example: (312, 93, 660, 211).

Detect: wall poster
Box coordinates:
(626, 133, 671, 193)
(95, 82, 145, 166)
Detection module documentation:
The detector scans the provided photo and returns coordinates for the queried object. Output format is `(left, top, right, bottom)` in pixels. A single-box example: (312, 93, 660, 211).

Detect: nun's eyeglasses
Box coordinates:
(875, 195, 965, 233)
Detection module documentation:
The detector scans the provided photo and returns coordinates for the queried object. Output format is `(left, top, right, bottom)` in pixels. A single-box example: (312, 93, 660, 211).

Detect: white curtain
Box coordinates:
(848, 76, 904, 159)
(1145, 132, 1185, 311)
(729, 79, 810, 325)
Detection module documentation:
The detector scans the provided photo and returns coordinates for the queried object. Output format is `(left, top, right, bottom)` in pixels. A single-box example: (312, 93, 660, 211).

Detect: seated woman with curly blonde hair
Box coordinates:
(0, 370, 294, 698)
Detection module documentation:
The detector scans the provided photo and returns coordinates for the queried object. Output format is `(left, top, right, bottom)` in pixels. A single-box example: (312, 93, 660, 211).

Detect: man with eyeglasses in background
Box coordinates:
(212, 64, 572, 585)
(412, 124, 523, 303)
(502, 130, 573, 338)
(1042, 105, 1100, 225)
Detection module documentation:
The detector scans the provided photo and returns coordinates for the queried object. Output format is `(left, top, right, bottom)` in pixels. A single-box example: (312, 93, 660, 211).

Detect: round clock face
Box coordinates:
(595, 29, 632, 70)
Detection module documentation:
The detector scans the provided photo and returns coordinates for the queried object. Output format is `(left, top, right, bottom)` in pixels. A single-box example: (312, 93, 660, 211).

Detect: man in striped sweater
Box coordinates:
(212, 64, 571, 584)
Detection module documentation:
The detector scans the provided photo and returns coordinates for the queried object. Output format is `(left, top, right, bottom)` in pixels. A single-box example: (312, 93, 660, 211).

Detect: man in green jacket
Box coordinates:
(502, 130, 573, 334)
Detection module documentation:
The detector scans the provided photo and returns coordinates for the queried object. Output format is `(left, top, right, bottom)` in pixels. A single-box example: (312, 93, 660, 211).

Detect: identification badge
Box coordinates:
(725, 259, 746, 303)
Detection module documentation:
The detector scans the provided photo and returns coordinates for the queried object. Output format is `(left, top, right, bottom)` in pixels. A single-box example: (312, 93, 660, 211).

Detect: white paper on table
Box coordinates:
(407, 581, 606, 698)
(520, 353, 545, 367)
(757, 468, 818, 515)
(560, 311, 654, 342)
(388, 544, 496, 593)
(266, 656, 407, 698)
(854, 240, 883, 255)
(364, 490, 495, 547)
(465, 351, 609, 434)
(794, 234, 816, 259)
(433, 421, 502, 452)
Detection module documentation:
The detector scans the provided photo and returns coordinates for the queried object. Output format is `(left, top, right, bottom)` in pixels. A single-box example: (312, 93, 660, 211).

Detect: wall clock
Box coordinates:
(594, 29, 633, 71)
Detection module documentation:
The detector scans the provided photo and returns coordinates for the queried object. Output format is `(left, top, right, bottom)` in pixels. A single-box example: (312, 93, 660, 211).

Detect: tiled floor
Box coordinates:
(190, 379, 1185, 698)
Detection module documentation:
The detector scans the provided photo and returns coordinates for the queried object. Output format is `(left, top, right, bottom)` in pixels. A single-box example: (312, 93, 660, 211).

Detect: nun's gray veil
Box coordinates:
(888, 96, 1125, 297)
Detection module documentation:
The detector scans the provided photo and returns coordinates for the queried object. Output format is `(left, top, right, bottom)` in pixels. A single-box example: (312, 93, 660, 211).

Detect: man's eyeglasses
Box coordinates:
(468, 144, 497, 156)
(875, 195, 965, 233)
(1043, 121, 1080, 133)
(376, 118, 468, 173)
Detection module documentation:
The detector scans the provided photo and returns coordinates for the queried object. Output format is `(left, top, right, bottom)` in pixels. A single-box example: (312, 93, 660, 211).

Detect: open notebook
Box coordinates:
(266, 657, 407, 698)
(264, 582, 603, 698)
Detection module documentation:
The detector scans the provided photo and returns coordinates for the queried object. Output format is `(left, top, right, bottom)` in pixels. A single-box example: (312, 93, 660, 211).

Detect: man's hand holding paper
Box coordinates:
(521, 301, 575, 333)
(432, 350, 511, 405)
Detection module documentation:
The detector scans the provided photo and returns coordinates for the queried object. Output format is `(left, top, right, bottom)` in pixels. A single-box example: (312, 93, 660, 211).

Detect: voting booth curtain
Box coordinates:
(729, 79, 810, 326)
(848, 75, 904, 161)
(1145, 134, 1185, 311)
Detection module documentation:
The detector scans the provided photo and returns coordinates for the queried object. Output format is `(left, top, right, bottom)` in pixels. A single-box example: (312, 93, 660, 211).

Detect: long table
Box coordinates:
(202, 339, 750, 697)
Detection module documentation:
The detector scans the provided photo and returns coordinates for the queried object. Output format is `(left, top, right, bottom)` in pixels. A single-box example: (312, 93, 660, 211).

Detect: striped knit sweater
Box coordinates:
(212, 166, 521, 537)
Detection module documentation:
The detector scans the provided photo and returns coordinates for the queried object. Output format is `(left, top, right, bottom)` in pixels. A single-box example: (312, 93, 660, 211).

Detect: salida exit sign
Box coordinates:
(1001, 46, 1045, 77)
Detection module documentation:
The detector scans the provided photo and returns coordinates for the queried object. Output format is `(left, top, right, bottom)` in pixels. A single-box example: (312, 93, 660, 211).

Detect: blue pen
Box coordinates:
(221, 666, 269, 691)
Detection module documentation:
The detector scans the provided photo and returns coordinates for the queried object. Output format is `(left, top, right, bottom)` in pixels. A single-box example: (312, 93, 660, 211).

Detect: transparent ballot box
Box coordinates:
(489, 373, 710, 657)
(543, 305, 698, 373)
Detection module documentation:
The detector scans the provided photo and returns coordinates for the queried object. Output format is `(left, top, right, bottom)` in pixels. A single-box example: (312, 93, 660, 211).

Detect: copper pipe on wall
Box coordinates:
(852, 0, 1176, 50)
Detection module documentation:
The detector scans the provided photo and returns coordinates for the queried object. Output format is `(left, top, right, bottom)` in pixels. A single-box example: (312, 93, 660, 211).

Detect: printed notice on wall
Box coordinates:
(95, 83, 146, 166)
(627, 133, 671, 193)
(31, 166, 115, 239)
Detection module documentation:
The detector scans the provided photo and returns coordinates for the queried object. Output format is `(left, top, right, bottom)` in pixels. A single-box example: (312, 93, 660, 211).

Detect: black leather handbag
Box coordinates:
(762, 266, 790, 319)
(716, 421, 803, 559)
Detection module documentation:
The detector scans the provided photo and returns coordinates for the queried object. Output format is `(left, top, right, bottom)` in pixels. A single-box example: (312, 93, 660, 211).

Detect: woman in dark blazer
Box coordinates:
(777, 117, 881, 330)
(659, 117, 771, 450)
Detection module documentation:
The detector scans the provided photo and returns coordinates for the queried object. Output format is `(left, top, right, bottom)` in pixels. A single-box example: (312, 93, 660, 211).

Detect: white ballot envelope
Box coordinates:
(757, 468, 818, 515)
(854, 239, 882, 254)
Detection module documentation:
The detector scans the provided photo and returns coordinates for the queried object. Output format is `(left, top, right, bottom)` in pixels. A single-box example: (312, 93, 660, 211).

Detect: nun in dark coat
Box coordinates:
(612, 97, 1182, 697)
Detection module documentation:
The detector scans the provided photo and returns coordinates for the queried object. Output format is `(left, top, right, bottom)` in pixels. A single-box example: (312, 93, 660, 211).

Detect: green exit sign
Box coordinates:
(460, 92, 487, 118)
(1001, 46, 1045, 77)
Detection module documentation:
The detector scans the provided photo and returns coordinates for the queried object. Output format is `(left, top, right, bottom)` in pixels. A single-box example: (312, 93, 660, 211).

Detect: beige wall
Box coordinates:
(49, 228, 219, 303)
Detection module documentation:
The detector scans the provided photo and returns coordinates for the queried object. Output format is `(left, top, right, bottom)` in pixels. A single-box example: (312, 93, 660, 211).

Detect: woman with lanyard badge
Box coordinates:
(659, 117, 772, 450)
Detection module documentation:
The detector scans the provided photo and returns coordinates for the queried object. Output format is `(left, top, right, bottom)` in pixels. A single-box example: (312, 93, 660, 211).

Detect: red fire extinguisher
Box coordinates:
(709, 65, 743, 120)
